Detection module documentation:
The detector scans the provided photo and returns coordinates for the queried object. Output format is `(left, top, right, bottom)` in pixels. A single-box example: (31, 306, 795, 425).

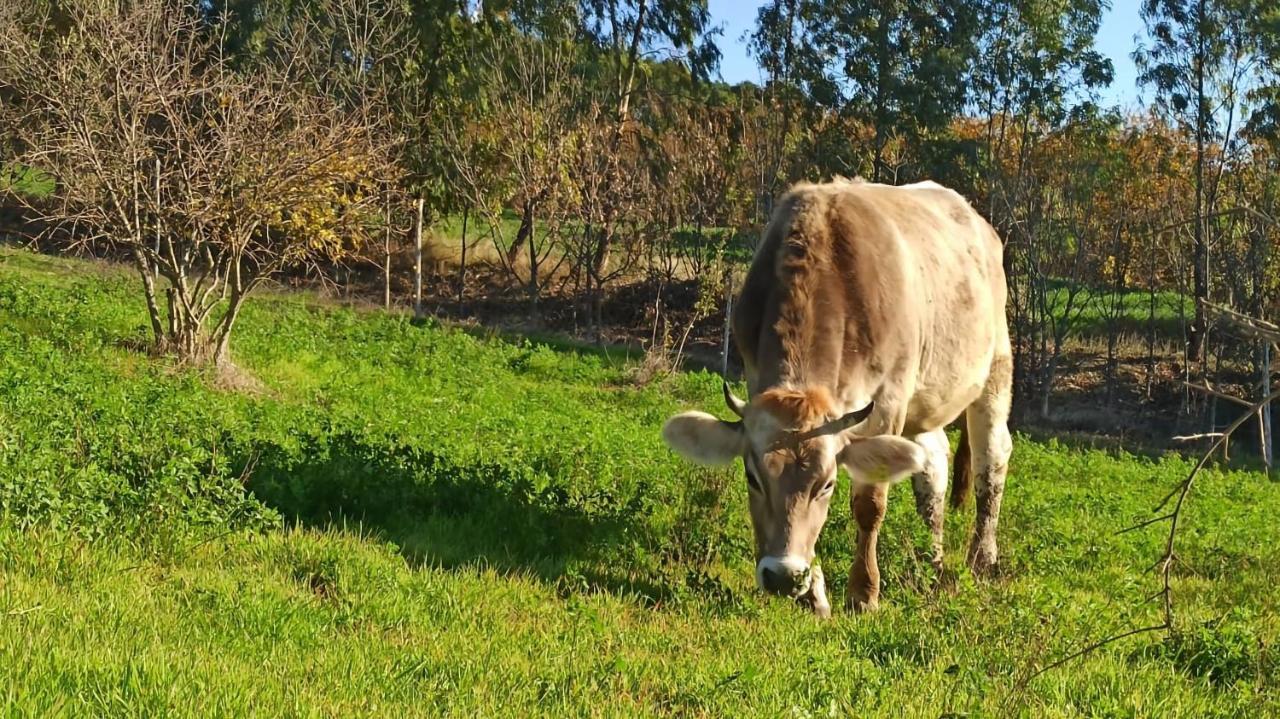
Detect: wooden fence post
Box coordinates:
(383, 190, 392, 311)
(1262, 340, 1273, 471)
(413, 197, 424, 319)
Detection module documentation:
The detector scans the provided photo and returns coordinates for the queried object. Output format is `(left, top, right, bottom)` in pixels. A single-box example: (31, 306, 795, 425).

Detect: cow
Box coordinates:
(662, 177, 1012, 617)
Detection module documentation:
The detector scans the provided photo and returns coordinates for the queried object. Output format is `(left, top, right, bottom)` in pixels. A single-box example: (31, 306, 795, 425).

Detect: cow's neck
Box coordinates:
(750, 283, 853, 406)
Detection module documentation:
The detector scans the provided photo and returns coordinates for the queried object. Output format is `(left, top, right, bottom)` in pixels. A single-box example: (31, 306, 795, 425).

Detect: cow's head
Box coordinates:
(662, 384, 923, 613)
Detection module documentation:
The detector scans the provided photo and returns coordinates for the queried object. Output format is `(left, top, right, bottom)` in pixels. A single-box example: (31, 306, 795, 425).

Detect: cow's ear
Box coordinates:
(838, 435, 925, 485)
(662, 412, 746, 466)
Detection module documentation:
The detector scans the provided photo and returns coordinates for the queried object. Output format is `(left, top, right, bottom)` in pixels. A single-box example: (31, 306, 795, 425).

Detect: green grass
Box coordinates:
(431, 209, 529, 259)
(1034, 279, 1192, 341)
(430, 210, 753, 270)
(0, 247, 1277, 716)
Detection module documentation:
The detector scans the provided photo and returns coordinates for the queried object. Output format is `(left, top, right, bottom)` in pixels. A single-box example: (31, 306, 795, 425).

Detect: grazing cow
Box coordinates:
(662, 177, 1012, 617)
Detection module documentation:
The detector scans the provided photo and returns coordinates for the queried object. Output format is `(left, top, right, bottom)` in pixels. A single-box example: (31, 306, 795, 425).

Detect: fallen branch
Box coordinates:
(3, 604, 44, 617)
(1024, 624, 1169, 681)
(1201, 299, 1280, 344)
(1183, 382, 1252, 408)
(1172, 432, 1225, 442)
(1021, 384, 1280, 686)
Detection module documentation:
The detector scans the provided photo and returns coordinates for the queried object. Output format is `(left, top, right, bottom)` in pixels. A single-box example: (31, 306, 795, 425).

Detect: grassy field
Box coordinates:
(0, 247, 1276, 717)
(1035, 279, 1192, 341)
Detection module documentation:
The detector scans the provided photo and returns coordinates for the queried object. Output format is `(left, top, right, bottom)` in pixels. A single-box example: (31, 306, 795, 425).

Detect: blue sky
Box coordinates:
(707, 1, 1146, 110)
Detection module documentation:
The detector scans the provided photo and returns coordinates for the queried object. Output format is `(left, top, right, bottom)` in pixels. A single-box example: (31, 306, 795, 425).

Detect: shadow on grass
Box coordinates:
(242, 430, 687, 606)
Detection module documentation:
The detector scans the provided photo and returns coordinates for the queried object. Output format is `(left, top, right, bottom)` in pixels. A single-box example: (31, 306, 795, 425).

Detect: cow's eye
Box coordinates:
(745, 468, 763, 493)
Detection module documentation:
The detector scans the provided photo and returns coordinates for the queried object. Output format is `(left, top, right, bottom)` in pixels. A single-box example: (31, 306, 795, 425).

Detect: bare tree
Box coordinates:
(450, 30, 580, 318)
(563, 103, 658, 336)
(0, 0, 396, 368)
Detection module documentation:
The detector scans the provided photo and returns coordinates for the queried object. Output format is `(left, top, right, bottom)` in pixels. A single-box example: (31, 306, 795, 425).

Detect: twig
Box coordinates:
(3, 604, 44, 617)
(1172, 432, 1225, 442)
(1023, 624, 1169, 682)
(721, 271, 733, 381)
(1115, 512, 1175, 535)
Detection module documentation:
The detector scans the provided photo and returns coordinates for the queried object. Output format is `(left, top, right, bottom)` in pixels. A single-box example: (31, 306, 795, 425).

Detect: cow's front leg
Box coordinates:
(846, 483, 888, 612)
(798, 565, 831, 618)
(911, 429, 949, 575)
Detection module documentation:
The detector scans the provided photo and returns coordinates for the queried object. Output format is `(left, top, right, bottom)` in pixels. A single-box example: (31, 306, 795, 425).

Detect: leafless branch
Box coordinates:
(1023, 379, 1280, 685)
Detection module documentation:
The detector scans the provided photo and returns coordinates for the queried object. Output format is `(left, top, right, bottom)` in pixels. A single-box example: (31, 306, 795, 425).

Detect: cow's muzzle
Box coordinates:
(756, 555, 812, 597)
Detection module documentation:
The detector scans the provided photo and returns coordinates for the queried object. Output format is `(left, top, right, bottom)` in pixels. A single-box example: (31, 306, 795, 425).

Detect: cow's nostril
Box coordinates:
(758, 557, 812, 596)
(761, 564, 809, 595)
(760, 565, 787, 594)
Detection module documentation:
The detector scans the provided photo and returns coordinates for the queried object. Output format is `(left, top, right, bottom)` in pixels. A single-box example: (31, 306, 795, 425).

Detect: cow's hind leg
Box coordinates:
(965, 354, 1013, 576)
(910, 429, 949, 574)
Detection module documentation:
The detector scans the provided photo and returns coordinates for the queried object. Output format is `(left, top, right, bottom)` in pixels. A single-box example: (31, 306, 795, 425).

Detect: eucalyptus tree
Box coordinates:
(1136, 0, 1263, 362)
(747, 0, 825, 218)
(752, 0, 982, 183)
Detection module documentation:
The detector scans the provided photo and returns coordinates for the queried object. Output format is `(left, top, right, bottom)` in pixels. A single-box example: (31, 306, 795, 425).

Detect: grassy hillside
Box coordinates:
(0, 247, 1275, 716)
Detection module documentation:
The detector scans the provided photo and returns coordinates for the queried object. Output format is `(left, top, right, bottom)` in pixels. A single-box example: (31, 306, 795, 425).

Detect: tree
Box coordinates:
(0, 0, 395, 368)
(747, 0, 822, 216)
(752, 0, 981, 183)
(826, 0, 982, 181)
(1136, 0, 1261, 362)
(454, 27, 582, 318)
(1246, 4, 1280, 139)
(575, 0, 718, 308)
(950, 0, 1111, 400)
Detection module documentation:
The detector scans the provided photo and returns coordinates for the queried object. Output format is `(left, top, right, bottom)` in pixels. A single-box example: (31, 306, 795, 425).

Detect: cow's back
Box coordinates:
(734, 178, 1008, 435)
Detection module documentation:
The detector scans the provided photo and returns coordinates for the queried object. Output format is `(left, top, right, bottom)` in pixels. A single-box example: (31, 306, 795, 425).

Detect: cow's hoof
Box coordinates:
(798, 568, 831, 619)
(967, 543, 999, 577)
(845, 596, 879, 613)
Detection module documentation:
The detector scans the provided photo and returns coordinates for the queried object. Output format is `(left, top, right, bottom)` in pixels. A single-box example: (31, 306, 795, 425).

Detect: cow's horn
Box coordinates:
(819, 401, 874, 435)
(769, 401, 876, 451)
(723, 381, 747, 418)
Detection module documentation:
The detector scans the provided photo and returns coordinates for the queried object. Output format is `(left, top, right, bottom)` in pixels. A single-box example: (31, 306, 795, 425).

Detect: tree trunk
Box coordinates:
(1261, 341, 1273, 469)
(527, 202, 539, 320)
(132, 250, 165, 345)
(1040, 334, 1061, 420)
(212, 292, 246, 368)
(871, 5, 889, 183)
(1188, 0, 1209, 363)
(591, 281, 604, 340)
(1105, 330, 1119, 409)
(413, 196, 424, 319)
(507, 199, 534, 267)
(1146, 240, 1158, 400)
(591, 0, 648, 281)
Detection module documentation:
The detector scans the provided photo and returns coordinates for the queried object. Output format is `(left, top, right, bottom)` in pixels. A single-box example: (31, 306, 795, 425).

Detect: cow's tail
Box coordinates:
(950, 419, 972, 509)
